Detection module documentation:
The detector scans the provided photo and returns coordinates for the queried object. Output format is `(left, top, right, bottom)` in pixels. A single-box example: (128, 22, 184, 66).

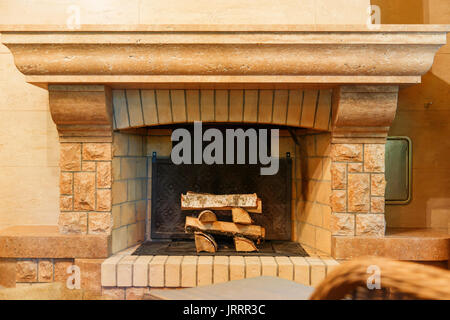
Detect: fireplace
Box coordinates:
(0, 23, 447, 295)
(108, 88, 338, 256)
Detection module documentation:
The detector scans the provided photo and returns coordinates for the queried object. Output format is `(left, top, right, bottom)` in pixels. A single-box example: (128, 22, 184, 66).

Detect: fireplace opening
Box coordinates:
(111, 124, 332, 257)
(130, 152, 307, 256)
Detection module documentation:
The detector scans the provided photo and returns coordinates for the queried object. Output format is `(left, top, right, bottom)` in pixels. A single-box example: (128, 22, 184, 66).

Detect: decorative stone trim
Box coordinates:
(1, 25, 447, 85)
(331, 86, 399, 144)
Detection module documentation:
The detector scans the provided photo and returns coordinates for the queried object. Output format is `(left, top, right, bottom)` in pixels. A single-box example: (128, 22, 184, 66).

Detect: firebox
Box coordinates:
(150, 155, 292, 240)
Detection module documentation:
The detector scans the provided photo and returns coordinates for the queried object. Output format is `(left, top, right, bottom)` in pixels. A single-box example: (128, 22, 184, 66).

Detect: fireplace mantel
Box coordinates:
(0, 24, 448, 87)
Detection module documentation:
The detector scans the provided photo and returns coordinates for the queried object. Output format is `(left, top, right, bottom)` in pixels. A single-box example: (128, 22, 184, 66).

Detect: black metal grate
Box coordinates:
(132, 239, 308, 257)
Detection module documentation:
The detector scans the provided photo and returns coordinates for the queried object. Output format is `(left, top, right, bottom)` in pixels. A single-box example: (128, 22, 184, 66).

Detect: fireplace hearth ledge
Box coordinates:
(100, 245, 339, 294)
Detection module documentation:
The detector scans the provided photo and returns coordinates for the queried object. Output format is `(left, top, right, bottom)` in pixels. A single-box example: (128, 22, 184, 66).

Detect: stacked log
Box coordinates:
(183, 192, 264, 253)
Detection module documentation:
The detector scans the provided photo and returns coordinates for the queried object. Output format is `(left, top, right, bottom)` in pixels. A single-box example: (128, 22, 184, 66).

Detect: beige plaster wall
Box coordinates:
(372, 0, 450, 229)
(0, 37, 60, 229)
(0, 0, 370, 25)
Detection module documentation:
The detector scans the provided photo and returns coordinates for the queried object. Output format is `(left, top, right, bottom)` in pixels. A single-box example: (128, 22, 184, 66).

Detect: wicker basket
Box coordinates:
(310, 256, 450, 300)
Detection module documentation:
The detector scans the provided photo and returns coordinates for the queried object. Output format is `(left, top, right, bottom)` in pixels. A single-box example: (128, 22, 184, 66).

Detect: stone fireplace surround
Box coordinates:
(0, 24, 448, 295)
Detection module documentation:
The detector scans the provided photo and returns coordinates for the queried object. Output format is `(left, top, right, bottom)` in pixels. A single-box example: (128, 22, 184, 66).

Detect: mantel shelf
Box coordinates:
(1, 24, 448, 86)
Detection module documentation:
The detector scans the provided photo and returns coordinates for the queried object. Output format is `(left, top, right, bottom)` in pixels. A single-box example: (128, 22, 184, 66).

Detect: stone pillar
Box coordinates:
(49, 85, 113, 235)
(330, 86, 398, 237)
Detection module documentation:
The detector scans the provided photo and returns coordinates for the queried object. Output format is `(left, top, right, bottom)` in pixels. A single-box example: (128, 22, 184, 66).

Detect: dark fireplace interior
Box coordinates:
(132, 145, 308, 257)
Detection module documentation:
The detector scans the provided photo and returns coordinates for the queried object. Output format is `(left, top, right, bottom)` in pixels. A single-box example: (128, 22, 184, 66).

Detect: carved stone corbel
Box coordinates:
(48, 85, 113, 142)
(331, 85, 399, 144)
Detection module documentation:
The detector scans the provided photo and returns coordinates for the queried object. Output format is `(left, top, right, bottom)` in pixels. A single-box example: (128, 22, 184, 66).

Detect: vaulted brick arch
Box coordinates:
(112, 89, 333, 132)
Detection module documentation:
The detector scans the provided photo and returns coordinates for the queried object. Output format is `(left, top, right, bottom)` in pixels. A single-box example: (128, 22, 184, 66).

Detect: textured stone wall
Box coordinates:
(58, 142, 113, 235)
(111, 131, 147, 253)
(15, 258, 74, 284)
(294, 133, 332, 255)
(330, 143, 386, 236)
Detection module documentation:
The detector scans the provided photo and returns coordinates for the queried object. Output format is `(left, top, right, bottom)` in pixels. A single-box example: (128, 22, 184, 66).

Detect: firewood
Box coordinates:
(182, 200, 262, 213)
(181, 192, 258, 210)
(234, 236, 258, 252)
(198, 210, 217, 223)
(194, 232, 217, 253)
(185, 216, 265, 241)
(231, 207, 252, 225)
(247, 198, 262, 214)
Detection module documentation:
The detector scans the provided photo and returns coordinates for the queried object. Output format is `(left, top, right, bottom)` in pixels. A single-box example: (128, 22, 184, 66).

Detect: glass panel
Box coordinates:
(385, 137, 412, 204)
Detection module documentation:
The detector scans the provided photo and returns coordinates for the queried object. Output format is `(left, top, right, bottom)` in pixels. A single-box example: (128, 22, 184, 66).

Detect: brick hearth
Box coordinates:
(100, 246, 339, 300)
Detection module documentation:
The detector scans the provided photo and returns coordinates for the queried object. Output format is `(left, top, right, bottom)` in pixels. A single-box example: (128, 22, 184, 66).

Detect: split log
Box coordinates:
(231, 208, 252, 225)
(185, 216, 265, 241)
(198, 210, 217, 223)
(182, 192, 262, 214)
(181, 192, 258, 210)
(194, 232, 217, 253)
(245, 198, 262, 214)
(234, 236, 258, 252)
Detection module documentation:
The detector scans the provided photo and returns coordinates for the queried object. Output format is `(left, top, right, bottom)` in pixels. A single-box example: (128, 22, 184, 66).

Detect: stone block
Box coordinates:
(330, 213, 355, 236)
(165, 256, 183, 287)
(197, 256, 213, 286)
(82, 161, 96, 172)
(88, 212, 112, 235)
(133, 255, 153, 287)
(101, 255, 124, 287)
(60, 195, 73, 211)
(181, 256, 197, 287)
(331, 144, 362, 162)
(0, 258, 16, 288)
(97, 161, 112, 188)
(348, 173, 370, 213)
(275, 256, 293, 280)
(348, 162, 363, 173)
(371, 197, 385, 213)
(60, 143, 81, 171)
(60, 172, 73, 195)
(371, 174, 386, 197)
(356, 214, 385, 236)
(102, 287, 125, 300)
(38, 259, 53, 283)
(126, 287, 149, 300)
(290, 257, 310, 286)
(244, 257, 261, 278)
(364, 144, 385, 172)
(259, 256, 277, 277)
(58, 212, 87, 234)
(148, 255, 168, 287)
(73, 172, 96, 211)
(117, 255, 138, 287)
(54, 259, 73, 283)
(96, 189, 112, 212)
(228, 256, 245, 281)
(305, 257, 326, 287)
(82, 143, 112, 161)
(213, 256, 229, 284)
(16, 259, 37, 283)
(75, 258, 103, 293)
(331, 190, 347, 213)
(331, 162, 347, 189)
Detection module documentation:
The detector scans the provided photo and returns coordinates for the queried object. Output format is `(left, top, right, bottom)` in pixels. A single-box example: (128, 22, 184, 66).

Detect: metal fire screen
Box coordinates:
(150, 155, 292, 240)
